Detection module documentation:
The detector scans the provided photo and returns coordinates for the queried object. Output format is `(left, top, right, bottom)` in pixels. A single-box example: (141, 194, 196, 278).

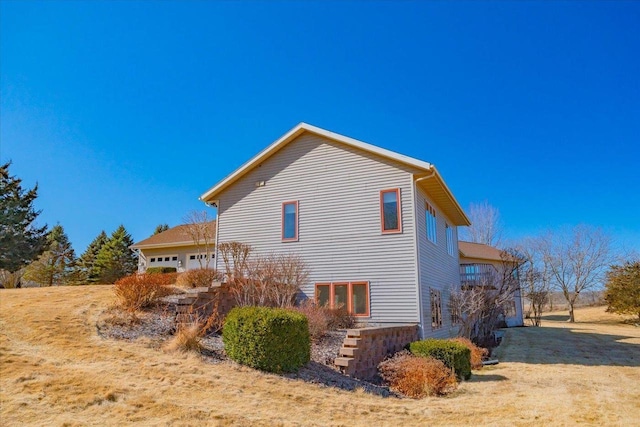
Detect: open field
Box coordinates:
(1, 286, 639, 426)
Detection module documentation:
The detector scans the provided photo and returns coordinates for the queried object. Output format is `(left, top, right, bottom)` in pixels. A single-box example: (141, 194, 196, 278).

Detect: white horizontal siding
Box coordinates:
(415, 186, 462, 339)
(216, 133, 422, 324)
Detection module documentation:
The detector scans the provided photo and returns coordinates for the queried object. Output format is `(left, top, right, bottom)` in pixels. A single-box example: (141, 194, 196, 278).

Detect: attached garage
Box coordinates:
(186, 253, 214, 270)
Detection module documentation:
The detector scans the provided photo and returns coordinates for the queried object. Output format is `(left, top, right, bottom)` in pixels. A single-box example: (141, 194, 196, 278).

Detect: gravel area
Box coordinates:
(98, 307, 393, 396)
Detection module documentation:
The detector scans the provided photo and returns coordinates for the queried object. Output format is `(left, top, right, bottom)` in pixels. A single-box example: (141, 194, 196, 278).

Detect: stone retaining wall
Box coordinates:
(163, 282, 235, 327)
(334, 325, 419, 380)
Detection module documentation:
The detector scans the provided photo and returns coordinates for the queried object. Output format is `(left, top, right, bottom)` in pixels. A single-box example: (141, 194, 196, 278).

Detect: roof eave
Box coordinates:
(130, 241, 202, 250)
(200, 122, 436, 203)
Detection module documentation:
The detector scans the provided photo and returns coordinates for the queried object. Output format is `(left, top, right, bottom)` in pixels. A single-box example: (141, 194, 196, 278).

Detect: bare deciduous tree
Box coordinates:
(540, 225, 613, 323)
(183, 211, 216, 269)
(461, 200, 503, 246)
(517, 237, 552, 326)
(450, 249, 522, 343)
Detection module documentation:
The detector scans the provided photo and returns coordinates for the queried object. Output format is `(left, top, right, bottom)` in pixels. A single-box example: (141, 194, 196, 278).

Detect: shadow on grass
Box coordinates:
(540, 314, 571, 322)
(469, 374, 508, 382)
(500, 325, 640, 367)
(285, 361, 394, 397)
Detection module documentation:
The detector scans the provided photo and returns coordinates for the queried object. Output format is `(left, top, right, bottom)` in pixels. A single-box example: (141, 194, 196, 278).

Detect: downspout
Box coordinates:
(204, 200, 220, 273)
(413, 168, 437, 338)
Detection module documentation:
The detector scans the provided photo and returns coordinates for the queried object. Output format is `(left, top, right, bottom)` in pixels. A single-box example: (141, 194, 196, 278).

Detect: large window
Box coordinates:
(446, 223, 455, 256)
(282, 201, 298, 242)
(380, 189, 401, 233)
(315, 281, 370, 316)
(430, 288, 442, 329)
(425, 202, 437, 243)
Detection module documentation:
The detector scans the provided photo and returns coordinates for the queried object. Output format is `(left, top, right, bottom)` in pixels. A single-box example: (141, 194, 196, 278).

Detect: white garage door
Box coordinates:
(148, 255, 178, 269)
(187, 253, 214, 270)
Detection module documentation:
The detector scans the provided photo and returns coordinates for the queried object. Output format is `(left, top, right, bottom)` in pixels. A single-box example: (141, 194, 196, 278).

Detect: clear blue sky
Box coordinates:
(1, 1, 639, 255)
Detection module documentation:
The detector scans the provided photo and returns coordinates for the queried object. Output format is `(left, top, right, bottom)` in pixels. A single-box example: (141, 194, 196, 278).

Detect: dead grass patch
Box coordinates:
(1, 290, 639, 426)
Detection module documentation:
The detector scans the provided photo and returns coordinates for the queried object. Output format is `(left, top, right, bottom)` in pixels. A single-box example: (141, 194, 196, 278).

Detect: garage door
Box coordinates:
(148, 255, 178, 269)
(187, 253, 214, 270)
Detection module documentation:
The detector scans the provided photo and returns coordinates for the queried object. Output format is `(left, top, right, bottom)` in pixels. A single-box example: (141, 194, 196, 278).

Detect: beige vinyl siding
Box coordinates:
(215, 133, 421, 324)
(140, 245, 214, 272)
(415, 186, 461, 339)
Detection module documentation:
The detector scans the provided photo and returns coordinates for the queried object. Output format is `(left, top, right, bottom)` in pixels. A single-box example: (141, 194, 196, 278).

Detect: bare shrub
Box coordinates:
(271, 253, 308, 307)
(175, 269, 221, 288)
(325, 305, 355, 330)
(113, 273, 174, 313)
(165, 305, 222, 353)
(164, 321, 203, 353)
(219, 242, 309, 308)
(450, 337, 488, 370)
(378, 351, 458, 398)
(293, 300, 329, 340)
(0, 269, 22, 289)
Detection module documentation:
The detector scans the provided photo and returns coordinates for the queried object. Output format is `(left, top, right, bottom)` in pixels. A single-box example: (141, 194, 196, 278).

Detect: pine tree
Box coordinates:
(153, 224, 169, 235)
(0, 162, 48, 272)
(23, 224, 75, 286)
(76, 231, 108, 283)
(94, 225, 137, 283)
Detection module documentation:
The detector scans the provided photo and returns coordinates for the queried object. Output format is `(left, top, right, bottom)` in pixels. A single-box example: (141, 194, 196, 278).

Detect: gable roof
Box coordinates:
(200, 122, 470, 226)
(458, 241, 506, 262)
(131, 222, 216, 249)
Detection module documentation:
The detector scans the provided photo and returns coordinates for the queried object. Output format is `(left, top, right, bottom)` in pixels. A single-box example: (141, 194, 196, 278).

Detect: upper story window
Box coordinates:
(282, 201, 298, 242)
(380, 189, 402, 233)
(425, 202, 437, 243)
(446, 223, 455, 256)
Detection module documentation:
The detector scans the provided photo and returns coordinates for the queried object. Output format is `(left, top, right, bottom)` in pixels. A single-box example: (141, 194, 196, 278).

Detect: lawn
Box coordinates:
(1, 286, 639, 426)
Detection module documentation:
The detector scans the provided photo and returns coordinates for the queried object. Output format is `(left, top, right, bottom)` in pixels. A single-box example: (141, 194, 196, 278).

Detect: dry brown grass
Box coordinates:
(1, 288, 639, 426)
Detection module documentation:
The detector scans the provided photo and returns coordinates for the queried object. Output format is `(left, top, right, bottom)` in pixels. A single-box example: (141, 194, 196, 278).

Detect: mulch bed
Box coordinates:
(97, 305, 394, 397)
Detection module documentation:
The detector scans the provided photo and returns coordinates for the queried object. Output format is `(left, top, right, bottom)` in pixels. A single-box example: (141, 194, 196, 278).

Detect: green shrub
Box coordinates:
(147, 266, 177, 274)
(409, 339, 472, 380)
(223, 306, 310, 373)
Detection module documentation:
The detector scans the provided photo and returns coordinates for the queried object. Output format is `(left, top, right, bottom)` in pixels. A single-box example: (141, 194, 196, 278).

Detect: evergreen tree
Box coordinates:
(605, 261, 640, 322)
(153, 223, 169, 235)
(0, 162, 48, 272)
(23, 224, 75, 286)
(76, 231, 108, 283)
(94, 225, 137, 283)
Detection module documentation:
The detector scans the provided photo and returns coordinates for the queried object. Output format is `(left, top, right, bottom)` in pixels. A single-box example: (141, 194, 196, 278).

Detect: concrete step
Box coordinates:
(342, 337, 362, 347)
(334, 357, 354, 367)
(339, 347, 360, 357)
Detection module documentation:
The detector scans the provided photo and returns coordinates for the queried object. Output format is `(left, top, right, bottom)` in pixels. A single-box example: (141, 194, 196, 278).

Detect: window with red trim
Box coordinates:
(380, 189, 401, 233)
(315, 281, 370, 316)
(282, 201, 298, 241)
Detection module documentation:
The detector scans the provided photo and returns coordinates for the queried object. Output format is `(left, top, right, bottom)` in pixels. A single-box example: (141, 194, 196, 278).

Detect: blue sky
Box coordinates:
(1, 1, 639, 255)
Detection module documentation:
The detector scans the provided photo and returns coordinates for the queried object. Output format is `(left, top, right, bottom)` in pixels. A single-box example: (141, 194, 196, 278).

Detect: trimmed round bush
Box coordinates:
(223, 306, 310, 373)
(409, 339, 472, 380)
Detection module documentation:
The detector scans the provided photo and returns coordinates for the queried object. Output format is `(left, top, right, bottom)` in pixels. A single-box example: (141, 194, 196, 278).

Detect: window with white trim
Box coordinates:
(430, 288, 442, 329)
(425, 202, 437, 243)
(446, 223, 455, 256)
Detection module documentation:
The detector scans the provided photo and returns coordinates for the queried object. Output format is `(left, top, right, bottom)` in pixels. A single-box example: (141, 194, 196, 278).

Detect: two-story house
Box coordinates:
(199, 123, 470, 338)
